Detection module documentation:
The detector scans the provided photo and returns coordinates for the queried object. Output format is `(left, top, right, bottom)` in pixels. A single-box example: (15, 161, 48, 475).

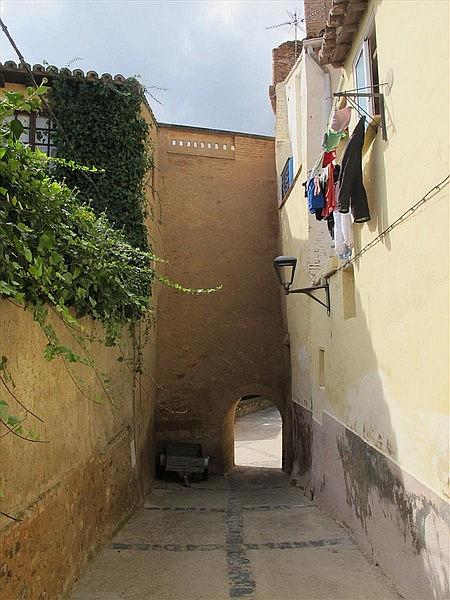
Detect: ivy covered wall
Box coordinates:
(51, 76, 152, 250)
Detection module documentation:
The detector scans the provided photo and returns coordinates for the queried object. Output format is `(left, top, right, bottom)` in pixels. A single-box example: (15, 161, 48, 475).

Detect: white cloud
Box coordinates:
(204, 0, 247, 26)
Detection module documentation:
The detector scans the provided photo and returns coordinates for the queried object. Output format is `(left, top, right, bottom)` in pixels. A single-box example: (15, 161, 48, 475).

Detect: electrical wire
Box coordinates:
(1, 17, 118, 195)
(335, 174, 449, 273)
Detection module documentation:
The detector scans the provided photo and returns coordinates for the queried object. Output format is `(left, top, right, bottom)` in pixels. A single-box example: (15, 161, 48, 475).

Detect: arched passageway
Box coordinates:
(234, 396, 282, 468)
(222, 384, 289, 474)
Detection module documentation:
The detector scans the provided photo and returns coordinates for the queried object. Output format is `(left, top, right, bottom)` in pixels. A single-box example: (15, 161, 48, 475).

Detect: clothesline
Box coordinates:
(333, 174, 450, 273)
(344, 96, 377, 133)
(325, 82, 389, 101)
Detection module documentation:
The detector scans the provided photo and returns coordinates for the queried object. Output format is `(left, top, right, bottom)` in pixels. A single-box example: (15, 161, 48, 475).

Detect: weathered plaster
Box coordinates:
(155, 125, 290, 474)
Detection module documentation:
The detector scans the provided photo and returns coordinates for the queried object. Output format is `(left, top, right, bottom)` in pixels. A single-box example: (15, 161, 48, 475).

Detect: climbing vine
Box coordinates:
(50, 75, 152, 250)
(0, 85, 218, 455)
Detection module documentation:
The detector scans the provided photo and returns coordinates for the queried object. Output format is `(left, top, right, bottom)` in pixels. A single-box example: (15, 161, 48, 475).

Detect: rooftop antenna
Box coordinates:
(266, 10, 305, 58)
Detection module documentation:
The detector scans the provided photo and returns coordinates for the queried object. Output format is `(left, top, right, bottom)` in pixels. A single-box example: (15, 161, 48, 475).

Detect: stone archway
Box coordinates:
(222, 384, 289, 473)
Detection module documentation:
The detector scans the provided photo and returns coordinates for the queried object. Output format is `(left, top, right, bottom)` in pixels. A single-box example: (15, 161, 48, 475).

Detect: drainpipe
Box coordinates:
(303, 38, 332, 130)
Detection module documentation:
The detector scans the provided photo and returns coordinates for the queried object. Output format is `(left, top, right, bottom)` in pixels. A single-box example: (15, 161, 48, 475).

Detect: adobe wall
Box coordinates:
(155, 124, 290, 473)
(0, 93, 161, 598)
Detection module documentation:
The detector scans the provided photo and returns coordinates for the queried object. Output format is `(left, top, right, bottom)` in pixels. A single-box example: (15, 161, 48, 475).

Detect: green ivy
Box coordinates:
(50, 75, 152, 250)
(0, 86, 219, 448)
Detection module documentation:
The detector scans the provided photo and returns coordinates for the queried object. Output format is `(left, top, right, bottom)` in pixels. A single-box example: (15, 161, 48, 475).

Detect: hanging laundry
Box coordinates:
(307, 178, 325, 213)
(326, 213, 334, 239)
(330, 106, 352, 133)
(322, 151, 336, 167)
(337, 116, 371, 223)
(322, 129, 347, 152)
(336, 95, 347, 110)
(310, 151, 325, 180)
(322, 163, 336, 218)
(334, 205, 354, 260)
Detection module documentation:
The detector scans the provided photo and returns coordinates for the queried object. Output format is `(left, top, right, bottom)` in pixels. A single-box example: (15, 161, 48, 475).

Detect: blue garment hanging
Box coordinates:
(307, 178, 325, 213)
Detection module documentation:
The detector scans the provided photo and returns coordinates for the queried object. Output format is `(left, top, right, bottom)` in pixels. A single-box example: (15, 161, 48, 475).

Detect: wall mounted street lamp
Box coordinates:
(273, 256, 330, 315)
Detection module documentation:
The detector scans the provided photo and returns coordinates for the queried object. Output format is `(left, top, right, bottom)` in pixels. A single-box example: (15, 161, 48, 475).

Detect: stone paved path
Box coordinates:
(71, 465, 400, 600)
(72, 409, 400, 599)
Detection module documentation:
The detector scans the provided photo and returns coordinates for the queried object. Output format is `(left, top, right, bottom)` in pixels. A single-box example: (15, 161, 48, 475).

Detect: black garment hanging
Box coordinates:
(337, 117, 370, 223)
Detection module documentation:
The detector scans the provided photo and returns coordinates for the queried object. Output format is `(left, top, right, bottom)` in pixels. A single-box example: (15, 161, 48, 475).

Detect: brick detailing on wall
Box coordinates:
(304, 0, 333, 39)
(167, 131, 236, 160)
(269, 41, 301, 112)
(0, 429, 140, 600)
(307, 214, 332, 282)
(156, 126, 290, 474)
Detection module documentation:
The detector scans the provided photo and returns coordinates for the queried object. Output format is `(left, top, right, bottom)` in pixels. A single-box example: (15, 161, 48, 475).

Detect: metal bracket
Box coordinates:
(333, 91, 387, 141)
(285, 281, 331, 315)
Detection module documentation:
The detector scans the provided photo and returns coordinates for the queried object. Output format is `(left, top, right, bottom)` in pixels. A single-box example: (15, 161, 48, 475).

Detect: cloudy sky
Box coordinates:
(1, 0, 303, 135)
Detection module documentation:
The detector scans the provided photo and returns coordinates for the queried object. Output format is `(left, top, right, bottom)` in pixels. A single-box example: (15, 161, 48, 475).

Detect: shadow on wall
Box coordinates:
(280, 170, 449, 599)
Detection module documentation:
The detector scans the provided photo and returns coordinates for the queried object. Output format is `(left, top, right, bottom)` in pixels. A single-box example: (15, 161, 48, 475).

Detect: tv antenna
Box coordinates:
(266, 10, 305, 57)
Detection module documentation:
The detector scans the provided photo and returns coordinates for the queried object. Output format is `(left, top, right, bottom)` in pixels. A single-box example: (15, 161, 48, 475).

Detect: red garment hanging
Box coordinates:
(322, 151, 336, 167)
(322, 163, 336, 218)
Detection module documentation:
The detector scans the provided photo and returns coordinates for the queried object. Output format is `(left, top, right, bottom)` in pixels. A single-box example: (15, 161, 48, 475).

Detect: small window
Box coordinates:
(179, 140, 183, 146)
(171, 139, 177, 146)
(223, 144, 227, 150)
(281, 157, 294, 200)
(187, 141, 191, 147)
(14, 112, 57, 156)
(231, 145, 235, 151)
(318, 349, 325, 388)
(214, 143, 219, 150)
(207, 142, 212, 149)
(353, 25, 380, 118)
(193, 141, 198, 148)
(200, 142, 205, 148)
(342, 265, 356, 319)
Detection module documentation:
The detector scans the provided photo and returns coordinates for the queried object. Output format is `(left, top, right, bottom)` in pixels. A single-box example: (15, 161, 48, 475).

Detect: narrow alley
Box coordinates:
(71, 409, 400, 600)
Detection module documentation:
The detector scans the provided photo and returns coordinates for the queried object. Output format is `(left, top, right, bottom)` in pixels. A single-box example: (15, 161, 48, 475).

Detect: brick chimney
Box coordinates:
(268, 40, 301, 113)
(304, 0, 332, 39)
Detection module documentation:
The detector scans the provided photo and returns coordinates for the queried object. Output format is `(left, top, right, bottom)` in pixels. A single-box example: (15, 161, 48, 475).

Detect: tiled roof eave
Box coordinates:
(0, 60, 132, 86)
(318, 0, 368, 66)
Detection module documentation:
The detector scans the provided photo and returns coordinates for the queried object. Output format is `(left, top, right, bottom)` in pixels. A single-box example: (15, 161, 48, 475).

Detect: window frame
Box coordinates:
(14, 111, 57, 156)
(280, 156, 294, 201)
(352, 17, 380, 119)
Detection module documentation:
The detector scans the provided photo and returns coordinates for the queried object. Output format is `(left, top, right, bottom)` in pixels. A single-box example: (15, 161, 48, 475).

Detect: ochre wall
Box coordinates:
(309, 0, 449, 511)
(277, 1, 449, 597)
(155, 124, 290, 473)
(0, 86, 160, 599)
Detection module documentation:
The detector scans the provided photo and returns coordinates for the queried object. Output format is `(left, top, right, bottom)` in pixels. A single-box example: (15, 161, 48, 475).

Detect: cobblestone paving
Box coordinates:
(71, 467, 401, 600)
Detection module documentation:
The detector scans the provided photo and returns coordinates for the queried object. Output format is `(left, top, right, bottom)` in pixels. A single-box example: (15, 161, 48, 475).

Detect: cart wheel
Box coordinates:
(202, 467, 209, 481)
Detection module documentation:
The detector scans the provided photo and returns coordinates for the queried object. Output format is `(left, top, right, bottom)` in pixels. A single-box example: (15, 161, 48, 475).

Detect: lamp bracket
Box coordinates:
(285, 281, 330, 315)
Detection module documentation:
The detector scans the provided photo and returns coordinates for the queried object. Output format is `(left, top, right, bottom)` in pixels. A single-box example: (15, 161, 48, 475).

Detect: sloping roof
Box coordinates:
(318, 0, 368, 66)
(0, 60, 130, 86)
(0, 60, 158, 125)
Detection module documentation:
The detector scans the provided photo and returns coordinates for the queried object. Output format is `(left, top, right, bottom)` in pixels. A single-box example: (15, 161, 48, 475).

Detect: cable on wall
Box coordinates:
(335, 174, 449, 273)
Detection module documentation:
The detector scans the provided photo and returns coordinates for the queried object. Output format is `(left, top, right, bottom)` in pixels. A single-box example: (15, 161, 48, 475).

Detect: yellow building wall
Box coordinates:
(278, 3, 449, 594)
(309, 0, 449, 500)
(281, 0, 449, 501)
